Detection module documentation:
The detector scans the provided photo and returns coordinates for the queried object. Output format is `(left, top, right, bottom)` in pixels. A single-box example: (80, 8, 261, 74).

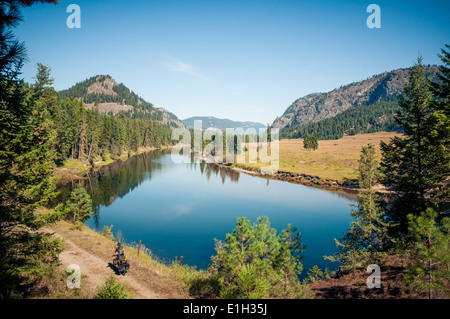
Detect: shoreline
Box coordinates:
(214, 162, 395, 201)
(208, 161, 362, 200)
(48, 146, 400, 299)
(56, 146, 391, 200)
(54, 145, 173, 184)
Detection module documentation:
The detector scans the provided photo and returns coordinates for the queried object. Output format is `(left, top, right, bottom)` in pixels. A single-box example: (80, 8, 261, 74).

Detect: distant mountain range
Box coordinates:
(182, 116, 266, 131)
(59, 75, 183, 128)
(273, 65, 439, 139)
(58, 66, 440, 141)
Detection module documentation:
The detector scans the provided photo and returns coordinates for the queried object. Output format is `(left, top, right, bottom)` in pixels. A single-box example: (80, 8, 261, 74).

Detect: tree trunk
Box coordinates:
(428, 258, 432, 299)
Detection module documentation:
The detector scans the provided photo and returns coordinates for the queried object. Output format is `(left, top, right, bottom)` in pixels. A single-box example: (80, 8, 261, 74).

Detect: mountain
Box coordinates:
(280, 98, 401, 140)
(59, 75, 183, 127)
(182, 116, 266, 131)
(273, 66, 439, 133)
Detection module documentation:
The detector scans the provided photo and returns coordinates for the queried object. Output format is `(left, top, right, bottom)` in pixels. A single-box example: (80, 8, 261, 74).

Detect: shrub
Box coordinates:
(101, 225, 115, 241)
(219, 264, 270, 299)
(101, 153, 109, 162)
(64, 184, 93, 224)
(95, 275, 133, 299)
(210, 216, 311, 298)
(303, 265, 331, 284)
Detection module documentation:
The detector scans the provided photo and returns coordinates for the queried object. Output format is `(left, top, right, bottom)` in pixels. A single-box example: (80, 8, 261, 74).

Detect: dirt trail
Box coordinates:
(46, 221, 189, 299)
(55, 233, 160, 299)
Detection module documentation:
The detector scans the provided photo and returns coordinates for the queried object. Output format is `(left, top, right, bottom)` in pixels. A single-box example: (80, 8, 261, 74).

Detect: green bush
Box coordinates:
(101, 153, 109, 162)
(210, 216, 312, 299)
(170, 262, 220, 299)
(101, 225, 115, 241)
(95, 275, 133, 299)
(64, 184, 93, 224)
(219, 264, 270, 299)
(303, 265, 331, 284)
(71, 220, 84, 231)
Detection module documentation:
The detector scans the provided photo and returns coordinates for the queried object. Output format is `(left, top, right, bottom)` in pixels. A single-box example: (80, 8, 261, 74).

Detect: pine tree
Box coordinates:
(266, 123, 271, 145)
(303, 134, 311, 150)
(211, 216, 307, 298)
(431, 44, 450, 115)
(311, 132, 318, 150)
(380, 55, 447, 231)
(130, 128, 141, 153)
(404, 209, 450, 298)
(76, 100, 88, 160)
(0, 0, 61, 298)
(429, 44, 450, 215)
(303, 133, 318, 150)
(326, 144, 390, 268)
(401, 47, 450, 298)
(64, 184, 93, 224)
(276, 224, 305, 293)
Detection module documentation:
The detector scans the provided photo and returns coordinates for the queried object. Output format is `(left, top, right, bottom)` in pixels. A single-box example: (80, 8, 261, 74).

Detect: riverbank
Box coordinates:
(41, 220, 191, 299)
(218, 162, 360, 194)
(41, 140, 412, 300)
(42, 220, 417, 299)
(55, 132, 398, 196)
(205, 132, 399, 197)
(54, 145, 173, 184)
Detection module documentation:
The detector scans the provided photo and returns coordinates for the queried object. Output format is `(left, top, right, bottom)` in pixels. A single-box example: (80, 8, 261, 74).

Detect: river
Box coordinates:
(59, 149, 356, 278)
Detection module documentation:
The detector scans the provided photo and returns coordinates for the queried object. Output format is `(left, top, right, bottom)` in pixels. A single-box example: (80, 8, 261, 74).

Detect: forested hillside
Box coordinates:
(274, 66, 439, 140)
(33, 66, 175, 166)
(59, 74, 183, 127)
(280, 98, 400, 140)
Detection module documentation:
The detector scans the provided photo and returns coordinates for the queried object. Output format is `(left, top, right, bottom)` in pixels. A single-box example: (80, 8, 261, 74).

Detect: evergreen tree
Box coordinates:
(32, 63, 63, 161)
(0, 0, 61, 298)
(404, 209, 450, 298)
(429, 44, 450, 214)
(276, 224, 305, 291)
(64, 184, 93, 224)
(303, 134, 311, 150)
(75, 99, 88, 160)
(266, 123, 271, 144)
(431, 44, 450, 115)
(61, 98, 80, 160)
(95, 275, 133, 299)
(400, 47, 450, 298)
(211, 216, 308, 298)
(303, 133, 318, 150)
(311, 132, 318, 150)
(380, 55, 447, 231)
(326, 144, 390, 268)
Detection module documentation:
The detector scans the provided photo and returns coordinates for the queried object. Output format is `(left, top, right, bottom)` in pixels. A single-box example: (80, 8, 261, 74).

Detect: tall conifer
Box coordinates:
(380, 55, 447, 230)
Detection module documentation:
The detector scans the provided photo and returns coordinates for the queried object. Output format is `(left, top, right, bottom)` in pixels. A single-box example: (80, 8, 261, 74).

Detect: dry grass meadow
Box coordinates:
(241, 132, 401, 182)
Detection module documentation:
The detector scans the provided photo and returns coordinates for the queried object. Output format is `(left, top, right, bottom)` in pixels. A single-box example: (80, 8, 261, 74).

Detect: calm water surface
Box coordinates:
(67, 150, 356, 277)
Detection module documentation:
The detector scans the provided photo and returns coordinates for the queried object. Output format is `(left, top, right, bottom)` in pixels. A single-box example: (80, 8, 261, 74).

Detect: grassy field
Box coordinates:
(239, 132, 401, 182)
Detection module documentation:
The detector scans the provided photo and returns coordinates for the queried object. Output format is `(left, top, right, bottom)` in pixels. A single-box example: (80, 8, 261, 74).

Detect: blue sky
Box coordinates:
(15, 0, 450, 124)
